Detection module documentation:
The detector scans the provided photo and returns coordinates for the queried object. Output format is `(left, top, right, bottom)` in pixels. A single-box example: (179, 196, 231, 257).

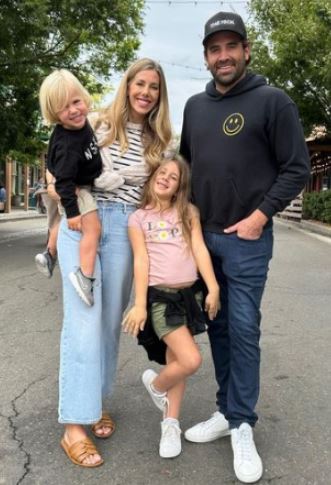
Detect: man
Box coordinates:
(180, 11, 310, 484)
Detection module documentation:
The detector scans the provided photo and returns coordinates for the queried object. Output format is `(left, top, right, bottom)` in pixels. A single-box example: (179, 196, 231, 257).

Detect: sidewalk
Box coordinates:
(275, 215, 331, 239)
(0, 208, 46, 223)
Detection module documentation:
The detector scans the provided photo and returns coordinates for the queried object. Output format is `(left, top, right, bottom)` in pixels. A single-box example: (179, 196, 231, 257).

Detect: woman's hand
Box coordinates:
(122, 305, 147, 337)
(67, 215, 82, 231)
(204, 287, 220, 320)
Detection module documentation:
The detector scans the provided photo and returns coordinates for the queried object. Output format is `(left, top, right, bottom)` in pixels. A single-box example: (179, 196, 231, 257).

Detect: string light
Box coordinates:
(145, 1, 247, 4)
(111, 1, 249, 77)
(160, 61, 205, 71)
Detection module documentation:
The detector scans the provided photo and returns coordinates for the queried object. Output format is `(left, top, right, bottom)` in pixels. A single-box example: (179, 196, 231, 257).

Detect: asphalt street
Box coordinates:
(0, 219, 330, 485)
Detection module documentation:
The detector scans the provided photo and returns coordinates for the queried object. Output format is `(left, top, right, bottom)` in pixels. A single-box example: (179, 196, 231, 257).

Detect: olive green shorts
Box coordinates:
(150, 287, 203, 340)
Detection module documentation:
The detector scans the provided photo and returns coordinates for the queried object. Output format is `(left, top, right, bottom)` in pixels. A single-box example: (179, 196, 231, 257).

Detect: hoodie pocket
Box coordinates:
(229, 178, 245, 207)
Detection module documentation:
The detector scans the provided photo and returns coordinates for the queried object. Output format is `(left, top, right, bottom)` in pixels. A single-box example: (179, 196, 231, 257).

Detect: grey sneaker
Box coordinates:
(142, 369, 168, 415)
(184, 411, 230, 443)
(35, 250, 57, 278)
(231, 423, 263, 483)
(69, 269, 94, 306)
(159, 418, 182, 458)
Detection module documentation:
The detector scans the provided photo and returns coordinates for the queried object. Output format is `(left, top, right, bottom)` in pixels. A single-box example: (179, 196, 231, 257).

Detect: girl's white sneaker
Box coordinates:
(159, 418, 182, 458)
(142, 369, 168, 414)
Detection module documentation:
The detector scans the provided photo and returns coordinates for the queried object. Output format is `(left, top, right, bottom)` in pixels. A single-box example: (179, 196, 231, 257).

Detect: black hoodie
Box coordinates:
(180, 73, 310, 233)
(47, 121, 102, 218)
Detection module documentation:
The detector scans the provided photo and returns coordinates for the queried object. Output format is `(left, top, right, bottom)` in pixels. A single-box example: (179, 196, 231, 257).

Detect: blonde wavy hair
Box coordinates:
(140, 152, 193, 245)
(39, 69, 91, 125)
(95, 58, 172, 171)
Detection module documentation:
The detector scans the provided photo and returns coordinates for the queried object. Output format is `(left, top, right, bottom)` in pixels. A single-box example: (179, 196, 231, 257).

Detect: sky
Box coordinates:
(108, 0, 249, 134)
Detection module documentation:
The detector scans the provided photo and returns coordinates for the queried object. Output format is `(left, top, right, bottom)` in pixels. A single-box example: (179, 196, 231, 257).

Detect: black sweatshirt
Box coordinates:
(180, 73, 310, 233)
(47, 122, 102, 218)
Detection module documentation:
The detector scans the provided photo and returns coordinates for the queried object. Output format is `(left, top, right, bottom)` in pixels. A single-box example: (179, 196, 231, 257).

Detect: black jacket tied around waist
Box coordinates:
(137, 279, 207, 364)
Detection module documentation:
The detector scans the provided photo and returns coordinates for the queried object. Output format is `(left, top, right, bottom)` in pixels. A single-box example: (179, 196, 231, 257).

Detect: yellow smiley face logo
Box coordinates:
(223, 113, 244, 136)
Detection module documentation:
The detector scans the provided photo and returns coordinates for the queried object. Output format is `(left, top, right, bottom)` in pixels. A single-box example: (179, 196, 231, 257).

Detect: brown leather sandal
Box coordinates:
(60, 437, 104, 467)
(91, 412, 116, 439)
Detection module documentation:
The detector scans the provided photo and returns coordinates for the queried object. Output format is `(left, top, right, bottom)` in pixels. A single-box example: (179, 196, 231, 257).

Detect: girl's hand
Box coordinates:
(122, 305, 147, 337)
(67, 215, 82, 231)
(205, 288, 220, 320)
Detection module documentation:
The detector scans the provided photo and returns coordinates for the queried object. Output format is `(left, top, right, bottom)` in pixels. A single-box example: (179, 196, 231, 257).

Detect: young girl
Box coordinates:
(37, 69, 102, 305)
(122, 154, 220, 459)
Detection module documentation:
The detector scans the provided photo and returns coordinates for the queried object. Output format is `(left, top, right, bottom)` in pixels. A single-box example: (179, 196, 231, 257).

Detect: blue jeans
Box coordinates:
(204, 228, 273, 428)
(57, 201, 135, 424)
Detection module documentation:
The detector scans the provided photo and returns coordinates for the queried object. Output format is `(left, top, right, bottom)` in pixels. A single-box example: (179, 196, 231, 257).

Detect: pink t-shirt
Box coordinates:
(128, 206, 198, 286)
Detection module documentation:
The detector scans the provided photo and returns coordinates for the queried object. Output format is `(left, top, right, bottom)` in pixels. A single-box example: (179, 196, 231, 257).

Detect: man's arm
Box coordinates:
(258, 103, 310, 218)
(226, 102, 310, 239)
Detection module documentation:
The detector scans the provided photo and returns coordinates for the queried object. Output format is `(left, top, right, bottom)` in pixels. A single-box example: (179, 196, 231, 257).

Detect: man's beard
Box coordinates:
(211, 59, 246, 89)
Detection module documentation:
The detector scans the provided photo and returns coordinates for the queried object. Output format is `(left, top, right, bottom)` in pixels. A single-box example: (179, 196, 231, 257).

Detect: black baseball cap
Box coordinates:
(203, 11, 247, 46)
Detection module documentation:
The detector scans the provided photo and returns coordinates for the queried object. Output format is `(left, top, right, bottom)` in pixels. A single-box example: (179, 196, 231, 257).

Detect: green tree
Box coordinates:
(248, 0, 331, 134)
(0, 0, 145, 163)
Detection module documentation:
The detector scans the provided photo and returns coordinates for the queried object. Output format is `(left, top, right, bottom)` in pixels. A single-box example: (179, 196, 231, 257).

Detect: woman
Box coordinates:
(56, 58, 172, 467)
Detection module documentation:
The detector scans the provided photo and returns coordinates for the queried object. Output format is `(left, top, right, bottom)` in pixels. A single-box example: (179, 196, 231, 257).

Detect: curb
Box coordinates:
(1, 211, 330, 239)
(0, 211, 46, 223)
(275, 216, 331, 239)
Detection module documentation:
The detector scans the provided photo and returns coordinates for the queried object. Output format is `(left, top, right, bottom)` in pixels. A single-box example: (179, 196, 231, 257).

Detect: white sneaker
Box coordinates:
(35, 250, 57, 278)
(142, 369, 168, 415)
(159, 418, 182, 458)
(231, 423, 263, 483)
(184, 411, 230, 443)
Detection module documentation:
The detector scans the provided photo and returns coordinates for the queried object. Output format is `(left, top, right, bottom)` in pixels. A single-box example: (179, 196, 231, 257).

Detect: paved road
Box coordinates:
(0, 218, 46, 243)
(0, 220, 330, 485)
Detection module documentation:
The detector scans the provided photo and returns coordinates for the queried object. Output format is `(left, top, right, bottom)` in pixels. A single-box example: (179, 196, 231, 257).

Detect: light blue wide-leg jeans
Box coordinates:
(97, 201, 135, 397)
(57, 201, 135, 424)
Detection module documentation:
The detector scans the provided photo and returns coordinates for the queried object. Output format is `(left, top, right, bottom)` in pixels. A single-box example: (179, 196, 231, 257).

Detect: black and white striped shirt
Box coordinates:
(93, 122, 148, 205)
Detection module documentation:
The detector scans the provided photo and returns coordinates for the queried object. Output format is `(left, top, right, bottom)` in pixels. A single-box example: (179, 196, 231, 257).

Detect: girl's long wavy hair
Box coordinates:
(95, 58, 172, 171)
(140, 153, 193, 246)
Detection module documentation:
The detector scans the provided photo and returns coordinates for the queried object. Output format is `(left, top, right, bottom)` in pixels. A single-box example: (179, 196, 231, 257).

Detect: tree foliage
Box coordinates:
(0, 0, 145, 163)
(248, 0, 331, 134)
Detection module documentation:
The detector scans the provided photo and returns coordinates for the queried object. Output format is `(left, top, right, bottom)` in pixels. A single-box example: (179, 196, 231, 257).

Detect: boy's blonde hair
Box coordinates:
(39, 69, 91, 125)
(94, 58, 172, 172)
